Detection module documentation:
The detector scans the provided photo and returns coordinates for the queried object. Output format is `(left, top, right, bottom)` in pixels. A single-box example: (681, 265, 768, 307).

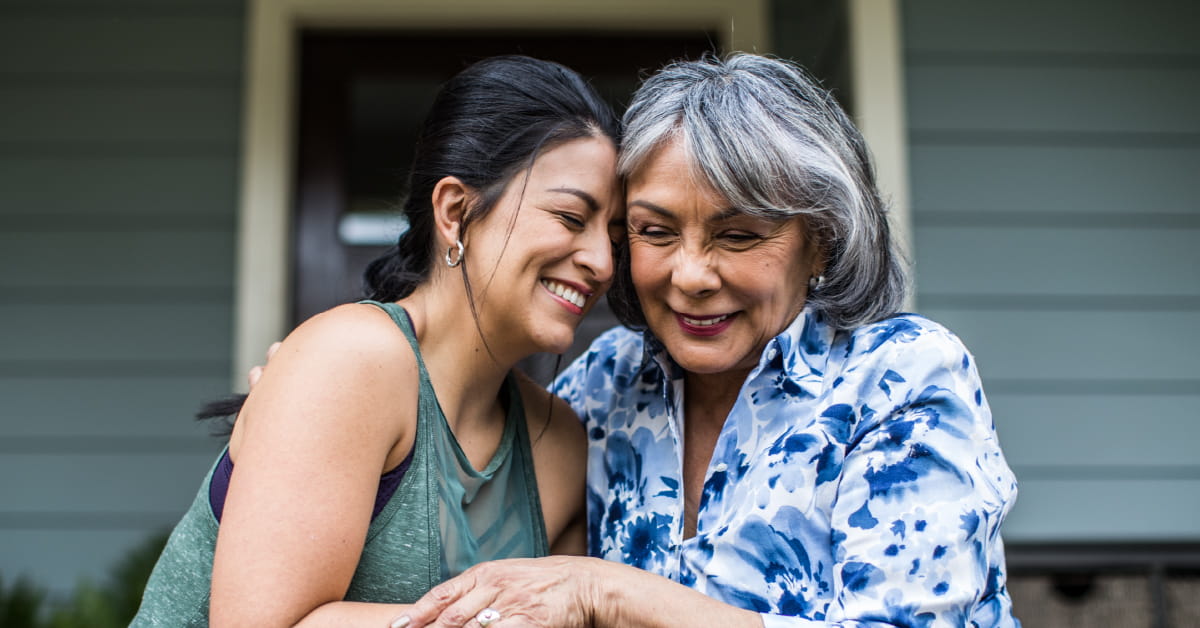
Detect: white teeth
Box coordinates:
(542, 280, 586, 308)
(682, 314, 730, 327)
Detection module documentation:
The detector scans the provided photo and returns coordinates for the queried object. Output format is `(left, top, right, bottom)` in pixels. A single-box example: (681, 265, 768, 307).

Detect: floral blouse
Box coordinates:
(551, 308, 1019, 627)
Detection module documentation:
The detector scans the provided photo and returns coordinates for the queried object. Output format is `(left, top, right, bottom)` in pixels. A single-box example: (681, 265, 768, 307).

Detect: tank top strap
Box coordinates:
(357, 298, 440, 446)
(503, 374, 550, 555)
(359, 300, 429, 374)
(357, 300, 442, 557)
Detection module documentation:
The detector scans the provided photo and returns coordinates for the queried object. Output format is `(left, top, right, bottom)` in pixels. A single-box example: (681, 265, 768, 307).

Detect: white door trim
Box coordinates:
(849, 0, 915, 309)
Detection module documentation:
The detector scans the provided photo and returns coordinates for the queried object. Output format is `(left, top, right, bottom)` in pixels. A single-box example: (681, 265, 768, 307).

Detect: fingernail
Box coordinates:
(390, 615, 412, 628)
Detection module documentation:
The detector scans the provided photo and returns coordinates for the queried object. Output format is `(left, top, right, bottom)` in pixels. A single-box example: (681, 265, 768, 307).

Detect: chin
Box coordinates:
(531, 327, 577, 356)
(662, 348, 728, 375)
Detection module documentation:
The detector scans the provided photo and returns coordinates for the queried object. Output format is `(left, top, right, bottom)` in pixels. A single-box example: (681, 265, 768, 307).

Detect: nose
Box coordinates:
(575, 223, 615, 285)
(671, 245, 720, 297)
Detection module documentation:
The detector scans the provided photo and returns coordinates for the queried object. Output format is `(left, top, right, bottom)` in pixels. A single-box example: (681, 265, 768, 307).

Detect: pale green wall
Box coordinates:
(902, 0, 1200, 542)
(0, 0, 242, 596)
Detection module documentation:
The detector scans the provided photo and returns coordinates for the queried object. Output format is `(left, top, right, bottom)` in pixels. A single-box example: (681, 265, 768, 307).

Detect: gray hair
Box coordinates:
(610, 53, 908, 331)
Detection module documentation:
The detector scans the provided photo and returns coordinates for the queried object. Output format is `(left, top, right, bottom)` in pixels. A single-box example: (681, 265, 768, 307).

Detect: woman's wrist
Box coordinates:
(578, 557, 619, 627)
(578, 557, 765, 628)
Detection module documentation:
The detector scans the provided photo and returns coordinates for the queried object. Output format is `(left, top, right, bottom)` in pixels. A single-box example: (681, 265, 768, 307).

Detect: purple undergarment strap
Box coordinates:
(208, 447, 415, 523)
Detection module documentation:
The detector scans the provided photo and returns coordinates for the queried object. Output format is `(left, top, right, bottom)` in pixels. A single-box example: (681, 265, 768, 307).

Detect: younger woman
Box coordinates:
(133, 55, 622, 627)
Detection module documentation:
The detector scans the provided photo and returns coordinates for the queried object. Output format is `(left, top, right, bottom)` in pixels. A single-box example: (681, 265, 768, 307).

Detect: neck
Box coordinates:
(399, 279, 517, 433)
(682, 367, 751, 430)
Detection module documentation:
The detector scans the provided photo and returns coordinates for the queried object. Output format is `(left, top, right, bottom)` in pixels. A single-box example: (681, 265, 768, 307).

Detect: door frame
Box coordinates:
(233, 0, 909, 385)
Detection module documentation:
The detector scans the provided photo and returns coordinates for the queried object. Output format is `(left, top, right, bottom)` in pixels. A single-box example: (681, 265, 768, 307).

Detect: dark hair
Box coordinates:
(199, 56, 618, 430)
(364, 55, 620, 302)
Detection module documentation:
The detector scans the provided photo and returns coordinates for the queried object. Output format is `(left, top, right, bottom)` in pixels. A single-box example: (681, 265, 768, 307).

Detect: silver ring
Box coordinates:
(475, 607, 501, 626)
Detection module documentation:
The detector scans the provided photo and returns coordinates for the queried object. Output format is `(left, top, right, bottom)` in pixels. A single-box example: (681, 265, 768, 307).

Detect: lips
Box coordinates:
(680, 313, 730, 327)
(541, 279, 589, 312)
(675, 312, 735, 336)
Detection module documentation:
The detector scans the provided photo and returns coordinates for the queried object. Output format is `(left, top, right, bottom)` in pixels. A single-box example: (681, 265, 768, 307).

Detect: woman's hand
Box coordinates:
(398, 556, 763, 628)
(246, 341, 281, 389)
(397, 556, 598, 628)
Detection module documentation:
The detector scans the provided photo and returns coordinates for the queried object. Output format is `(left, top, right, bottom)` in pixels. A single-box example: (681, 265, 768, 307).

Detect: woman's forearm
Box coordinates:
(294, 601, 412, 627)
(583, 558, 763, 628)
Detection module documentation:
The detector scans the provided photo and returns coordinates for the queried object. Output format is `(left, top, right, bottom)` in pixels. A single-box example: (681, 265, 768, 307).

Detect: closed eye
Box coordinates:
(557, 212, 586, 229)
(635, 225, 675, 241)
(722, 231, 760, 242)
(716, 230, 765, 251)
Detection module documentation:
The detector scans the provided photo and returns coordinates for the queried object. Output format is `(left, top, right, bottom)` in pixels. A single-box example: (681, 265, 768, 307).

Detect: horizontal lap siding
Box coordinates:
(915, 227, 1199, 297)
(903, 0, 1200, 543)
(910, 146, 1200, 217)
(0, 1, 244, 597)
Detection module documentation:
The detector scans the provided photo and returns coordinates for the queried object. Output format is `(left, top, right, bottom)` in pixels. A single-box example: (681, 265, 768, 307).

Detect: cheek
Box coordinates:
(628, 245, 667, 301)
(728, 253, 807, 310)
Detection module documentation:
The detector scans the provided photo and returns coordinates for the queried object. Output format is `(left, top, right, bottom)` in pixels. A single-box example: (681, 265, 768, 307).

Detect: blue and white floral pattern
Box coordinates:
(552, 308, 1019, 627)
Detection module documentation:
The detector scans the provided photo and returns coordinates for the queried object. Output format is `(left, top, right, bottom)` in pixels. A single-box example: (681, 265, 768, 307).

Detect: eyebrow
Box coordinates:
(548, 187, 600, 213)
(627, 200, 672, 218)
(628, 200, 744, 223)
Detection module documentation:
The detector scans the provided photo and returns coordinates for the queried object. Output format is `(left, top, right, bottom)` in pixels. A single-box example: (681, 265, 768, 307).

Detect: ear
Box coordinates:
(800, 219, 827, 277)
(431, 176, 471, 248)
(808, 244, 828, 278)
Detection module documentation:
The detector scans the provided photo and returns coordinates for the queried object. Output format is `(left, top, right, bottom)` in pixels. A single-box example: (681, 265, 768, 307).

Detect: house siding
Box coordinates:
(903, 0, 1200, 542)
(0, 1, 244, 596)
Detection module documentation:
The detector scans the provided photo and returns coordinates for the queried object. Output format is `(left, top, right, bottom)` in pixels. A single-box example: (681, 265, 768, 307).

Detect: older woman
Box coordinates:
(397, 53, 1018, 628)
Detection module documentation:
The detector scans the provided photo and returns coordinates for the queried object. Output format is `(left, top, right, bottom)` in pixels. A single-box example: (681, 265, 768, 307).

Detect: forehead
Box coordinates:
(520, 136, 623, 218)
(626, 138, 728, 207)
(530, 135, 617, 179)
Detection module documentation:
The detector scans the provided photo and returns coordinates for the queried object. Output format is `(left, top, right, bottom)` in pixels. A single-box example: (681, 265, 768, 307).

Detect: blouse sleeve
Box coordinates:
(800, 326, 1016, 626)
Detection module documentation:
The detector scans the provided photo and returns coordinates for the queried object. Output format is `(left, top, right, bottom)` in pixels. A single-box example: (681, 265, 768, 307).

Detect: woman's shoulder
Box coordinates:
(227, 302, 420, 472)
(844, 312, 971, 362)
(830, 313, 985, 402)
(252, 302, 421, 412)
(583, 325, 645, 359)
(581, 325, 653, 376)
(553, 325, 648, 398)
(288, 302, 416, 357)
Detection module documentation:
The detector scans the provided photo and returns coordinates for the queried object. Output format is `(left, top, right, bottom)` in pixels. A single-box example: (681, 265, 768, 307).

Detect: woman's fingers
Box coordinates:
(404, 558, 593, 628)
(398, 571, 483, 627)
(247, 365, 264, 389)
(428, 591, 501, 628)
(246, 342, 283, 390)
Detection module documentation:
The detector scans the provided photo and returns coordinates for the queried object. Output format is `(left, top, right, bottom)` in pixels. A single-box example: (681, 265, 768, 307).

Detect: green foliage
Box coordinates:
(0, 574, 47, 628)
(0, 531, 168, 628)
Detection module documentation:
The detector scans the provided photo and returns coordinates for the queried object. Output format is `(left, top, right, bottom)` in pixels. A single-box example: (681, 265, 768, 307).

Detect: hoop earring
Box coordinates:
(445, 239, 464, 268)
(808, 274, 825, 292)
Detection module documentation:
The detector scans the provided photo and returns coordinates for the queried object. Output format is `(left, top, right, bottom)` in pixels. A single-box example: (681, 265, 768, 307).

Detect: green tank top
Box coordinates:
(132, 300, 549, 625)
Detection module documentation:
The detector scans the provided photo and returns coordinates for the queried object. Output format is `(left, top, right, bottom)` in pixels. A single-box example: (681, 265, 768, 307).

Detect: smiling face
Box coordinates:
(625, 137, 820, 377)
(465, 135, 623, 358)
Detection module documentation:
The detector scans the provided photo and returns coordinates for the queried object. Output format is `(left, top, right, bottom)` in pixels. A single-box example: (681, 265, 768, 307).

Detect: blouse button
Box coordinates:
(714, 462, 728, 473)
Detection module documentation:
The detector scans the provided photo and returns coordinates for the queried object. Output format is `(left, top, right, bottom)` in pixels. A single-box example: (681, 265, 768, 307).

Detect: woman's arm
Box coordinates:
(210, 304, 419, 627)
(295, 602, 413, 627)
(397, 555, 767, 628)
(816, 328, 1017, 626)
